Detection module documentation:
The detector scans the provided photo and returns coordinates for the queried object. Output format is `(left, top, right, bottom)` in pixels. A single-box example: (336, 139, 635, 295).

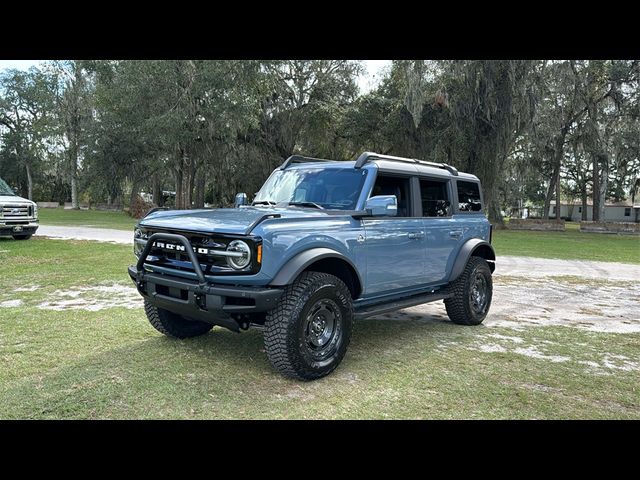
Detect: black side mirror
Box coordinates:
(234, 193, 247, 208)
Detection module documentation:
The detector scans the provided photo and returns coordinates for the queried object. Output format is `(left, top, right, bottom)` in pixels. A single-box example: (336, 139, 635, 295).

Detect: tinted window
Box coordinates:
(624, 208, 631, 216)
(371, 175, 411, 217)
(457, 181, 482, 212)
(420, 179, 450, 217)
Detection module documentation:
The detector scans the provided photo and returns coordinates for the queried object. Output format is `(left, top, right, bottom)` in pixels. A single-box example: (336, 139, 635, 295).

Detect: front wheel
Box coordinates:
(263, 272, 353, 381)
(445, 256, 493, 325)
(144, 300, 214, 338)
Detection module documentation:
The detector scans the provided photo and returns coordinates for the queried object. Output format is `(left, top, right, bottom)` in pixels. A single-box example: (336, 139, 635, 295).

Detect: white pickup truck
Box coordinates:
(0, 178, 38, 240)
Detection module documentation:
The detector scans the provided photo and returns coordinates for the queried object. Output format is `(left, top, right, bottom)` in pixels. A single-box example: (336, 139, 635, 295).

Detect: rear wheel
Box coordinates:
(263, 272, 353, 380)
(12, 234, 32, 240)
(144, 299, 213, 338)
(445, 256, 492, 325)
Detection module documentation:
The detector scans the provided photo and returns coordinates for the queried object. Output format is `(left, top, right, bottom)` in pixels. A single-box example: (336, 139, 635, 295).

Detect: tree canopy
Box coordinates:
(1, 60, 637, 223)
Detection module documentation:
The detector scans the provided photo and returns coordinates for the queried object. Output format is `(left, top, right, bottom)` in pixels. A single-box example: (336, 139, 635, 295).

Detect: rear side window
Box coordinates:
(457, 181, 482, 212)
(420, 179, 450, 217)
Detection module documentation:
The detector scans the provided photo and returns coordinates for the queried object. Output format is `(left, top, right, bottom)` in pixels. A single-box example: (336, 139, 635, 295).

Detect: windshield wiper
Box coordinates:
(286, 201, 325, 210)
(252, 200, 276, 206)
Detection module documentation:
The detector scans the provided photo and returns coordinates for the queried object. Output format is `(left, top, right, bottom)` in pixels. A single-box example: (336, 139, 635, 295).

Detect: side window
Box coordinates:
(420, 178, 450, 217)
(457, 181, 482, 212)
(371, 175, 411, 217)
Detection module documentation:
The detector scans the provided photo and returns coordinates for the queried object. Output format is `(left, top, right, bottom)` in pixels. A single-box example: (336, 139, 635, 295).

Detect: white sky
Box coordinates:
(0, 59, 392, 94)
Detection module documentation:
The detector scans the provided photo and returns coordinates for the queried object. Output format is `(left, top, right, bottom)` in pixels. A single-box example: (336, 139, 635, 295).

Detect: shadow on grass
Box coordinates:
(0, 308, 473, 419)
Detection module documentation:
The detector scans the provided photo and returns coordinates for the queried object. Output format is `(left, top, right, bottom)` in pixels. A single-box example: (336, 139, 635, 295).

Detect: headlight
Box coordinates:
(226, 240, 251, 270)
(33, 203, 38, 218)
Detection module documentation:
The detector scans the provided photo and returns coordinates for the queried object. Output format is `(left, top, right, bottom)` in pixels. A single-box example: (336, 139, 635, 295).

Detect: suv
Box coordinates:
(129, 152, 495, 380)
(0, 178, 39, 240)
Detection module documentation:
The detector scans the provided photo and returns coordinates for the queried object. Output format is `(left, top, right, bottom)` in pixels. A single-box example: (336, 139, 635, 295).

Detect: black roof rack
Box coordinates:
(280, 154, 336, 169)
(354, 151, 458, 176)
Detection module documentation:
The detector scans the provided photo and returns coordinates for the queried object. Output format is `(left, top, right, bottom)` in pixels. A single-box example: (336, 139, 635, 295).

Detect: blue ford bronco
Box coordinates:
(129, 152, 495, 380)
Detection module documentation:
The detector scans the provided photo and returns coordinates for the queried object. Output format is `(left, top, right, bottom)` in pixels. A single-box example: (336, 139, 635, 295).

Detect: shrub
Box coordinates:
(128, 195, 156, 219)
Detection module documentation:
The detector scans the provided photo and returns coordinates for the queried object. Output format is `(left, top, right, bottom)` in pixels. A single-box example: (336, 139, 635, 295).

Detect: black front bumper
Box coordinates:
(128, 232, 282, 332)
(0, 225, 38, 236)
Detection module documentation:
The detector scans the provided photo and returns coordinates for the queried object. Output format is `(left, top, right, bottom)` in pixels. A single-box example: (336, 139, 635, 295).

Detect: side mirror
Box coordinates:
(234, 192, 247, 208)
(365, 195, 397, 216)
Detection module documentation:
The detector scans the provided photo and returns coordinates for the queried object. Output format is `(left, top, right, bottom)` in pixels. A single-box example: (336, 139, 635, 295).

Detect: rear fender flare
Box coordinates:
(449, 239, 495, 282)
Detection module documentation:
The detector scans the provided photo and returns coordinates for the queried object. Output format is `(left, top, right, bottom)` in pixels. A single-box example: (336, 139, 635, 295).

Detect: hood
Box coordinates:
(139, 206, 334, 235)
(0, 194, 34, 204)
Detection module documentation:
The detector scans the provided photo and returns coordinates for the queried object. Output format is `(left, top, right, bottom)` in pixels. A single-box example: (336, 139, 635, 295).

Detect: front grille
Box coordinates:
(1, 204, 31, 218)
(142, 228, 260, 275)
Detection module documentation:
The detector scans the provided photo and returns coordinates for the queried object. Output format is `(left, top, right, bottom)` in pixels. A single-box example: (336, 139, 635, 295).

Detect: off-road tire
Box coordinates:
(263, 271, 353, 381)
(144, 299, 213, 338)
(445, 256, 492, 326)
(12, 234, 32, 240)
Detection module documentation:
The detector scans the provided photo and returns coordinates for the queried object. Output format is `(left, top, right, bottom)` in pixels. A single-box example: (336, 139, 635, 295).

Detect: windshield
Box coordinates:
(0, 178, 15, 196)
(254, 167, 367, 210)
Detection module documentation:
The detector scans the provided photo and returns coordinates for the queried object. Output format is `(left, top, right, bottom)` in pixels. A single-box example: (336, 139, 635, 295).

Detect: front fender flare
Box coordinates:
(269, 247, 362, 287)
(449, 239, 496, 282)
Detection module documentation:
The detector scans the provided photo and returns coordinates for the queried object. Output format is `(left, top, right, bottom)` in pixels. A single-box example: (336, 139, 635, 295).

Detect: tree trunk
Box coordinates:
(25, 163, 33, 200)
(483, 183, 503, 226)
(543, 165, 557, 220)
(581, 186, 588, 221)
(598, 152, 608, 221)
(175, 166, 183, 210)
(194, 169, 206, 209)
(69, 135, 79, 209)
(71, 175, 78, 209)
(129, 177, 141, 207)
(555, 163, 561, 221)
(592, 155, 600, 222)
(152, 174, 163, 207)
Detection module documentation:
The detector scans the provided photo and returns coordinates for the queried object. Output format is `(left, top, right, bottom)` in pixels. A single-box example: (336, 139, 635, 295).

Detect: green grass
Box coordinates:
(492, 225, 640, 264)
(1, 237, 638, 419)
(38, 207, 137, 231)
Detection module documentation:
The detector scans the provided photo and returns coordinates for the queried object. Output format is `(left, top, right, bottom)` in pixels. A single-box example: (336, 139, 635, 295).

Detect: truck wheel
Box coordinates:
(12, 234, 32, 240)
(144, 299, 213, 339)
(445, 256, 493, 326)
(264, 271, 353, 381)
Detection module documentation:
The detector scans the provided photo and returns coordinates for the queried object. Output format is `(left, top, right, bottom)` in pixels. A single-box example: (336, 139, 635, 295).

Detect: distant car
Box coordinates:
(0, 178, 38, 240)
(129, 152, 495, 380)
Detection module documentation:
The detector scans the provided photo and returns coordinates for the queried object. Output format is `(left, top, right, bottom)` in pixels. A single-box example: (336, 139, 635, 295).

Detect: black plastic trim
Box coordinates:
(449, 239, 496, 282)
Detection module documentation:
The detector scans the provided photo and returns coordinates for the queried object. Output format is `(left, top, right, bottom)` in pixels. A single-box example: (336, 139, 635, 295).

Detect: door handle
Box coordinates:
(408, 231, 425, 240)
(449, 230, 463, 238)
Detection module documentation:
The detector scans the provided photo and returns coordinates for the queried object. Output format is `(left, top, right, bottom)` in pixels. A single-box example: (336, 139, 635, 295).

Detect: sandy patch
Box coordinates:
(0, 299, 24, 308)
(37, 284, 141, 311)
(380, 277, 640, 334)
(15, 285, 41, 292)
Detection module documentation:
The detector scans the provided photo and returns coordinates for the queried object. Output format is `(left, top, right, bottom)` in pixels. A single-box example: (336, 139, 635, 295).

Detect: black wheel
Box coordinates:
(144, 299, 213, 338)
(263, 271, 353, 381)
(12, 234, 32, 240)
(445, 256, 493, 326)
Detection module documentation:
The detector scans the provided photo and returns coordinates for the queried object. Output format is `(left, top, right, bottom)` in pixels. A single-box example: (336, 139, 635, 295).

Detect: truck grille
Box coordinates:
(1, 204, 32, 218)
(141, 229, 259, 275)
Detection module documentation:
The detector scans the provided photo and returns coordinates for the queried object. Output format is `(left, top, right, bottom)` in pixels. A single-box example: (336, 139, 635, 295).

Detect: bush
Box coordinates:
(128, 195, 156, 219)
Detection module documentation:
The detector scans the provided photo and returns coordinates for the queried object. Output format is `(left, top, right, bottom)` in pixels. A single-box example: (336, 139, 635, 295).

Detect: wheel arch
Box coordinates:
(270, 248, 363, 299)
(449, 239, 495, 282)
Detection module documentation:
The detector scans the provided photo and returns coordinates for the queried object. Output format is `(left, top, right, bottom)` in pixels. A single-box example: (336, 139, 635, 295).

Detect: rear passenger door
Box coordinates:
(419, 177, 461, 283)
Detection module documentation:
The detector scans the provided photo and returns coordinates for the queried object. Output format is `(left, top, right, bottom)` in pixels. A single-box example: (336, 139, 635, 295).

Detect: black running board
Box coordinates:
(354, 290, 453, 320)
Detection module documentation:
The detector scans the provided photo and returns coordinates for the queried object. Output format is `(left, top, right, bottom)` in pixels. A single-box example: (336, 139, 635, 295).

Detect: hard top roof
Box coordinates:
(280, 152, 480, 182)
